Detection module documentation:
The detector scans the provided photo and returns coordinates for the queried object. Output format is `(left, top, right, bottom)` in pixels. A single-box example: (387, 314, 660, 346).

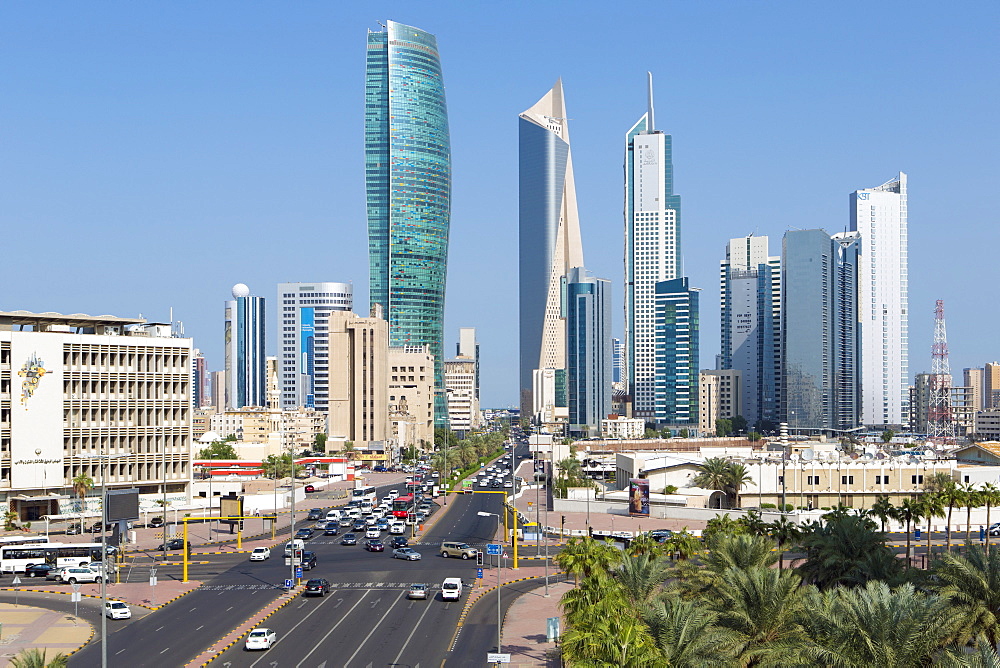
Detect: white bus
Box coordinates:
(0, 542, 108, 574)
(350, 485, 377, 503)
(0, 536, 49, 548)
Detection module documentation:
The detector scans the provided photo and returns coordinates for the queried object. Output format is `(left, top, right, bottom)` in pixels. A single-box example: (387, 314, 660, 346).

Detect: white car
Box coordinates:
(249, 547, 271, 562)
(504, 481, 513, 488)
(382, 496, 394, 505)
(387, 489, 400, 499)
(245, 628, 276, 651)
(105, 600, 131, 620)
(58, 567, 102, 584)
(366, 527, 381, 539)
(389, 522, 406, 535)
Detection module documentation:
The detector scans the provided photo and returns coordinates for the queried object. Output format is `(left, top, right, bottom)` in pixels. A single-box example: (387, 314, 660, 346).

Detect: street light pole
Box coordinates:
(478, 511, 502, 656)
(100, 454, 107, 668)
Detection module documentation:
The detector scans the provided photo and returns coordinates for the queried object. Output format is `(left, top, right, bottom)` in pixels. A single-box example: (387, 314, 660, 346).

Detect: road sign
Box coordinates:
(71, 592, 82, 602)
(502, 552, 509, 559)
(150, 576, 158, 586)
(477, 568, 484, 579)
(487, 653, 511, 663)
(11, 577, 20, 586)
(284, 579, 293, 589)
(295, 567, 303, 578)
(487, 543, 502, 556)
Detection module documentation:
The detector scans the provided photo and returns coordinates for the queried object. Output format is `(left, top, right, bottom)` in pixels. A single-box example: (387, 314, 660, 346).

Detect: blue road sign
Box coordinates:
(487, 543, 502, 556)
(284, 579, 293, 589)
(477, 568, 484, 579)
(295, 567, 303, 578)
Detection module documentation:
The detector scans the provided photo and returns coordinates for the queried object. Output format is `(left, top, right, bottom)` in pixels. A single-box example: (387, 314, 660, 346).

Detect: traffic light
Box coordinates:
(476, 550, 484, 566)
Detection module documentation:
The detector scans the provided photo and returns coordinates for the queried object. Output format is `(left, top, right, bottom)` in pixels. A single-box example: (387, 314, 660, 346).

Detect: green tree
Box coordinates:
(614, 553, 671, 609)
(554, 536, 623, 585)
(72, 473, 94, 533)
(262, 453, 300, 479)
(9, 649, 68, 668)
(731, 415, 748, 434)
(715, 418, 732, 437)
(922, 492, 947, 560)
(965, 483, 984, 545)
(663, 484, 678, 495)
(703, 512, 746, 542)
(642, 597, 741, 667)
(692, 458, 733, 508)
(881, 429, 896, 444)
(737, 509, 769, 536)
(894, 497, 924, 568)
(747, 431, 762, 442)
(768, 516, 803, 570)
(705, 532, 778, 574)
(797, 513, 902, 589)
(870, 495, 895, 534)
(561, 604, 662, 667)
(929, 545, 1000, 647)
(726, 462, 753, 509)
(313, 433, 327, 452)
(982, 483, 1000, 556)
(678, 427, 690, 438)
(663, 529, 702, 561)
(938, 481, 965, 553)
(197, 439, 238, 460)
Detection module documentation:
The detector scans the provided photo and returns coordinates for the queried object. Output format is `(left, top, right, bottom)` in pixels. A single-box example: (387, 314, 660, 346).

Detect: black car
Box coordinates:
(364, 538, 385, 552)
(341, 533, 358, 545)
(307, 508, 324, 521)
(157, 539, 186, 551)
(25, 563, 55, 578)
(390, 536, 409, 549)
(301, 551, 318, 570)
(64, 524, 82, 535)
(323, 525, 340, 536)
(294, 528, 315, 540)
(147, 517, 165, 528)
(648, 529, 673, 543)
(303, 578, 331, 596)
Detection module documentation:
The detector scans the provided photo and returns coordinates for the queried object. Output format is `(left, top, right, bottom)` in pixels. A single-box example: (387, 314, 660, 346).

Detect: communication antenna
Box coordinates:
(927, 300, 956, 442)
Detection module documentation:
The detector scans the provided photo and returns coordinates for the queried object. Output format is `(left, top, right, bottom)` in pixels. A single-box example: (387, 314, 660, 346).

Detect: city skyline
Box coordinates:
(3, 3, 997, 408)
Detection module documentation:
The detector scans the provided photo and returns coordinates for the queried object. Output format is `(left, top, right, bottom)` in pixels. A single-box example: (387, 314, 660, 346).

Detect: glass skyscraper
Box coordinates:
(365, 20, 451, 427)
(566, 267, 612, 436)
(653, 278, 699, 425)
(224, 284, 266, 409)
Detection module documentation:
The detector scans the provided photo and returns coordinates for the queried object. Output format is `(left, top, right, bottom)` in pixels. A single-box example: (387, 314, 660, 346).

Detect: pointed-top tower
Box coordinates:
(518, 80, 584, 419)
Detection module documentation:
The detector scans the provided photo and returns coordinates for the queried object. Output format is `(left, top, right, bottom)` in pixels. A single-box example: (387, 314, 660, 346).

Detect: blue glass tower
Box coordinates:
(224, 283, 266, 409)
(653, 278, 699, 425)
(366, 21, 451, 427)
(565, 267, 612, 436)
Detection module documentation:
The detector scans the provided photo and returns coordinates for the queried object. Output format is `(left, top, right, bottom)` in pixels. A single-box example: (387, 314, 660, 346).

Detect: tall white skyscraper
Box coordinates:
(224, 283, 266, 409)
(518, 80, 584, 418)
(277, 282, 353, 412)
(850, 172, 909, 427)
(625, 73, 681, 420)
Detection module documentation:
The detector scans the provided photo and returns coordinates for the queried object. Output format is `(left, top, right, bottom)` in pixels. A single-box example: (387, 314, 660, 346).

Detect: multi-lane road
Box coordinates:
(64, 446, 530, 667)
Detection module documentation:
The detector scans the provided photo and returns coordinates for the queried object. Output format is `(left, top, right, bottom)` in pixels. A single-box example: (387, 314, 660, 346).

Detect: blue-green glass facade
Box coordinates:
(366, 21, 451, 427)
(653, 278, 699, 425)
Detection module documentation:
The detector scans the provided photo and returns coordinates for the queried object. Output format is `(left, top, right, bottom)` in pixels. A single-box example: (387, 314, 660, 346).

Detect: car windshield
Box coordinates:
(110, 602, 127, 609)
(443, 583, 458, 589)
(411, 584, 426, 590)
(249, 631, 267, 638)
(306, 579, 323, 586)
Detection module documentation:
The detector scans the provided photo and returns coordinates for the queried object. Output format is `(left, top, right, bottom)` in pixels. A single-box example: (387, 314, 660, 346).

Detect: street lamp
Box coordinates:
(477, 511, 502, 658)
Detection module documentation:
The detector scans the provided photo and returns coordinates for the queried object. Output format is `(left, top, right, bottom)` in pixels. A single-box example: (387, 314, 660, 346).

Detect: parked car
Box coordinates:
(249, 547, 271, 562)
(393, 547, 422, 561)
(307, 508, 324, 521)
(303, 578, 331, 596)
(147, 517, 165, 528)
(245, 628, 276, 651)
(304, 485, 316, 493)
(157, 539, 186, 551)
(105, 600, 131, 619)
(294, 528, 315, 540)
(364, 538, 385, 552)
(340, 533, 358, 545)
(64, 524, 82, 535)
(25, 564, 55, 578)
(407, 583, 428, 600)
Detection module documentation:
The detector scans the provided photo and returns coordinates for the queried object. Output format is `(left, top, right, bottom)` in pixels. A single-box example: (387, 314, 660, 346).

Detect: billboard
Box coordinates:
(220, 494, 244, 526)
(628, 478, 649, 517)
(105, 489, 140, 522)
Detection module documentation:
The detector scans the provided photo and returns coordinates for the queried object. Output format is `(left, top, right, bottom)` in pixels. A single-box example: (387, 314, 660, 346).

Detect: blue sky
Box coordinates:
(3, 2, 998, 408)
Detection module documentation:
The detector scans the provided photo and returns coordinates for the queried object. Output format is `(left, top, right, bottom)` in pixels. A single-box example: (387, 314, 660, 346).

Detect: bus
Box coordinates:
(0, 536, 49, 548)
(0, 542, 110, 574)
(391, 494, 416, 519)
(351, 485, 377, 503)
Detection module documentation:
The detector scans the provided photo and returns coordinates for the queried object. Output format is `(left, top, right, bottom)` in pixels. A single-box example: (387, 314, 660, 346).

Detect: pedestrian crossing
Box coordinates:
(197, 582, 436, 591)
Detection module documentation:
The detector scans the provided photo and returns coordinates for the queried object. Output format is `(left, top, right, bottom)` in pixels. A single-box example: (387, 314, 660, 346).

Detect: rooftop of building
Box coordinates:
(0, 309, 145, 331)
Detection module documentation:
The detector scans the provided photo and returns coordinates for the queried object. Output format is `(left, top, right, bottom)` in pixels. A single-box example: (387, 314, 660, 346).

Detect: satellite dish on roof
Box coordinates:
(801, 449, 815, 462)
(924, 449, 935, 458)
(790, 453, 799, 462)
(875, 452, 886, 460)
(850, 452, 859, 460)
(863, 453, 874, 460)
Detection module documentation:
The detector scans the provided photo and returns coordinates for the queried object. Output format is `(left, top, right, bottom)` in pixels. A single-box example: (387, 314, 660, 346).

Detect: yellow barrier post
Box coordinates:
(182, 519, 189, 583)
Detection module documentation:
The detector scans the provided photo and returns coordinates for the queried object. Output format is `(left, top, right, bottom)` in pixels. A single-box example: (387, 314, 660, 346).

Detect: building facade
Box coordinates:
(0, 311, 192, 521)
(456, 327, 480, 402)
(625, 75, 682, 421)
(518, 80, 584, 419)
(366, 20, 451, 428)
(276, 282, 353, 412)
(653, 277, 699, 425)
(850, 173, 909, 427)
(699, 369, 743, 434)
(720, 235, 780, 428)
(781, 230, 861, 431)
(965, 367, 984, 411)
(985, 363, 1000, 410)
(388, 345, 435, 449)
(444, 357, 478, 435)
(224, 283, 266, 409)
(565, 267, 612, 436)
(192, 350, 208, 409)
(324, 310, 390, 449)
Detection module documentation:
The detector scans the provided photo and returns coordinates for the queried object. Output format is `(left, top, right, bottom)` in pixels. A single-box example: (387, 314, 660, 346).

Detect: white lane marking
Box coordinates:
(249, 590, 358, 668)
(341, 590, 407, 668)
(291, 591, 371, 668)
(391, 592, 437, 665)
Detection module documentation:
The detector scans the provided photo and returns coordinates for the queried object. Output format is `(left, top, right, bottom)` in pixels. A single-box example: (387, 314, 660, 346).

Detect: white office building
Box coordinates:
(850, 173, 909, 427)
(277, 282, 353, 412)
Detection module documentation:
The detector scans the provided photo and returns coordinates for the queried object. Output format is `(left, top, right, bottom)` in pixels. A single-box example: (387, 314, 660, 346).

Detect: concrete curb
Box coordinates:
(186, 585, 304, 666)
(0, 581, 201, 611)
(65, 613, 96, 659)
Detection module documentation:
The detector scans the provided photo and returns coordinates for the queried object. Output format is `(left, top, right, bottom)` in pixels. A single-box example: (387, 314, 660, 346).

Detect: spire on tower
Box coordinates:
(646, 71, 655, 132)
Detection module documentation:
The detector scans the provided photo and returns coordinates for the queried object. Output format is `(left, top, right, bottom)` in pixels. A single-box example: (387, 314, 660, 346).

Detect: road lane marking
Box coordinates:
(248, 590, 355, 668)
(342, 590, 407, 668)
(294, 591, 373, 668)
(392, 591, 437, 665)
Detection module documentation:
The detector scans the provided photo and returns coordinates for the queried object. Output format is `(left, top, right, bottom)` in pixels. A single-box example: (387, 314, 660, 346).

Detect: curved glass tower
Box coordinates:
(366, 20, 451, 427)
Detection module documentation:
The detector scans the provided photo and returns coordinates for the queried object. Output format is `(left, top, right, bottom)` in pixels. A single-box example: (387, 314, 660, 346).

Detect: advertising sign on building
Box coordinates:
(628, 478, 649, 517)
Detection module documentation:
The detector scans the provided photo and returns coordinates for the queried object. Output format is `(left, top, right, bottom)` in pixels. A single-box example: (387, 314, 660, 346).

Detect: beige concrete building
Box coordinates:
(699, 369, 742, 433)
(975, 410, 1000, 440)
(965, 368, 984, 412)
(444, 357, 479, 435)
(601, 416, 645, 440)
(325, 311, 390, 448)
(389, 345, 435, 449)
(266, 356, 279, 409)
(986, 363, 1000, 409)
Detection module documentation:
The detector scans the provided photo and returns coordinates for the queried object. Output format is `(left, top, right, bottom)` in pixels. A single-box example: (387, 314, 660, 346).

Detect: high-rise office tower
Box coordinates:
(653, 278, 699, 425)
(720, 235, 780, 428)
(964, 367, 983, 411)
(276, 282, 353, 411)
(565, 267, 612, 436)
(366, 20, 452, 428)
(518, 79, 584, 420)
(625, 74, 681, 420)
(985, 362, 1000, 409)
(781, 230, 861, 430)
(850, 173, 909, 427)
(224, 284, 266, 409)
(456, 327, 480, 401)
(192, 349, 208, 408)
(612, 338, 625, 387)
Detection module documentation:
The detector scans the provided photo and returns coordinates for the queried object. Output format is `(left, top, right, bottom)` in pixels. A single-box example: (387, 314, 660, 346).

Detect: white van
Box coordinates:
(360, 500, 373, 513)
(441, 577, 462, 601)
(326, 509, 341, 522)
(346, 507, 361, 519)
(284, 539, 305, 556)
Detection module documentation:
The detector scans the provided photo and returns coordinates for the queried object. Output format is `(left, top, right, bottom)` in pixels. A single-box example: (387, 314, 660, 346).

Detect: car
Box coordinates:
(307, 508, 324, 521)
(324, 525, 340, 536)
(245, 628, 276, 651)
(64, 524, 82, 535)
(376, 518, 390, 530)
(441, 541, 478, 560)
(648, 529, 674, 543)
(389, 522, 406, 535)
(303, 578, 332, 596)
(157, 539, 186, 551)
(58, 566, 102, 584)
(364, 515, 378, 526)
(390, 536, 409, 549)
(147, 516, 165, 528)
(408, 583, 428, 600)
(301, 551, 318, 570)
(393, 547, 422, 561)
(295, 528, 315, 540)
(304, 485, 316, 493)
(249, 547, 271, 561)
(387, 489, 399, 499)
(341, 533, 358, 545)
(989, 523, 1000, 537)
(365, 527, 381, 539)
(364, 539, 385, 552)
(105, 600, 131, 619)
(352, 520, 367, 531)
(339, 517, 353, 527)
(504, 481, 513, 488)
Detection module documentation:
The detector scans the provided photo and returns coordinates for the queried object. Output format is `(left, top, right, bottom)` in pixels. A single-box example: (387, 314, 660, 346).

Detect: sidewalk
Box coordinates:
(0, 603, 92, 666)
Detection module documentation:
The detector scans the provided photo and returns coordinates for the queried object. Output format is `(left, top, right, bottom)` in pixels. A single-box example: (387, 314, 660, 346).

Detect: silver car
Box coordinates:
(392, 547, 422, 561)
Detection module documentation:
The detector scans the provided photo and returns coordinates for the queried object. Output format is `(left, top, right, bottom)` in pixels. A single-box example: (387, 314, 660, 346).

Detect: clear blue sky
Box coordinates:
(3, 2, 998, 408)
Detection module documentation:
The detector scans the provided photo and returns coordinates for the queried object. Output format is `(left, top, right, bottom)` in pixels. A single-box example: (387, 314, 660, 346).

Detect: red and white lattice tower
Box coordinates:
(927, 299, 955, 440)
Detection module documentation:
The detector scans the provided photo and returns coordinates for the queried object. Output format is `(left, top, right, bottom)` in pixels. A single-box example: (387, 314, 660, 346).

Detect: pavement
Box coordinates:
(0, 603, 92, 666)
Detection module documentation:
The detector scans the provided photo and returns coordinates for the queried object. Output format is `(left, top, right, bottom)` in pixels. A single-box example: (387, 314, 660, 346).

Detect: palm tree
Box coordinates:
(737, 509, 769, 536)
(939, 639, 1000, 668)
(626, 533, 664, 557)
(929, 545, 1000, 647)
(554, 536, 623, 585)
(705, 532, 777, 574)
(966, 483, 984, 545)
(802, 581, 965, 667)
(9, 649, 68, 668)
(703, 512, 746, 541)
(725, 462, 753, 509)
(72, 474, 94, 533)
(982, 483, 1000, 556)
(797, 513, 902, 589)
(663, 529, 702, 561)
(614, 553, 671, 609)
(870, 495, 895, 533)
(895, 497, 923, 568)
(768, 516, 802, 570)
(922, 492, 947, 562)
(642, 597, 741, 667)
(692, 458, 732, 508)
(561, 608, 662, 667)
(939, 481, 965, 553)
